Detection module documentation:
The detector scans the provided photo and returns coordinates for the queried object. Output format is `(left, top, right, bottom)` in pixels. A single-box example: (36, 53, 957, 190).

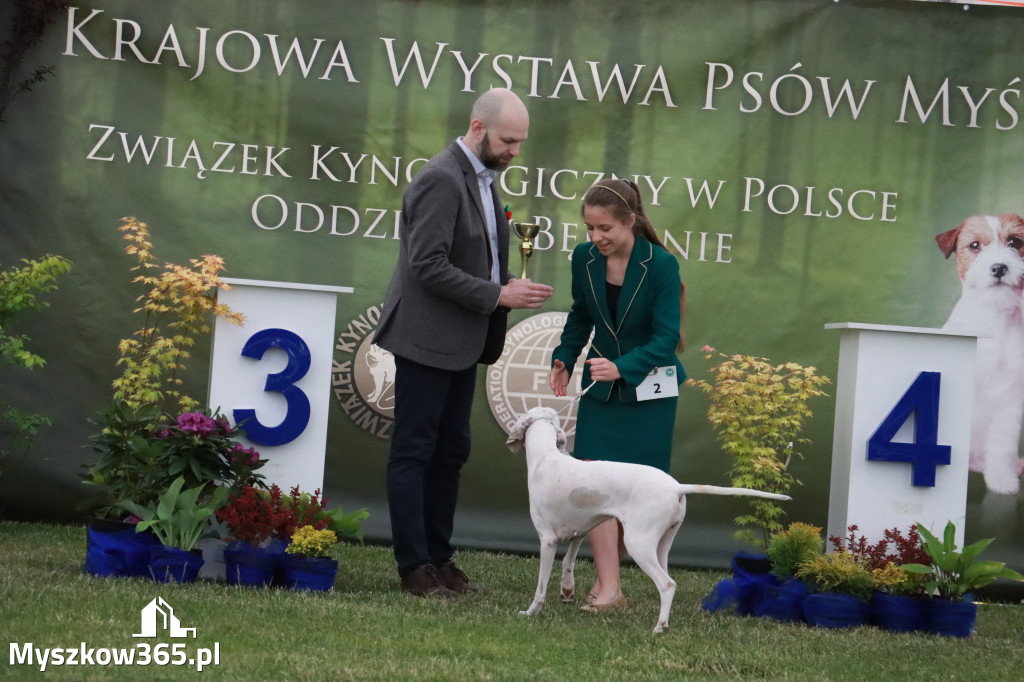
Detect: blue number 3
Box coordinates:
(866, 371, 952, 487)
(233, 328, 311, 446)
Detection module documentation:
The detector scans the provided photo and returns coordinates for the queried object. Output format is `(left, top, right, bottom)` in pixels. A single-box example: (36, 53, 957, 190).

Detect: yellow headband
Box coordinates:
(585, 184, 632, 211)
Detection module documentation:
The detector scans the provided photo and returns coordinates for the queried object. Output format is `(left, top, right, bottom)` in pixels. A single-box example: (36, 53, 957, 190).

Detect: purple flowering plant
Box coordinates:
(84, 403, 267, 518)
(155, 410, 267, 494)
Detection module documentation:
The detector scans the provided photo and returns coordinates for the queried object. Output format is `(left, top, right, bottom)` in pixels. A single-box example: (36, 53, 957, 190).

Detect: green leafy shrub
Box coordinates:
(121, 476, 229, 551)
(767, 522, 823, 579)
(687, 346, 831, 548)
(796, 551, 874, 601)
(902, 520, 1024, 600)
(0, 254, 71, 478)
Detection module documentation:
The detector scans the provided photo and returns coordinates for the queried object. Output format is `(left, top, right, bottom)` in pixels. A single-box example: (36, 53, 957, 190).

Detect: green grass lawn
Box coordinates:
(2, 521, 1023, 681)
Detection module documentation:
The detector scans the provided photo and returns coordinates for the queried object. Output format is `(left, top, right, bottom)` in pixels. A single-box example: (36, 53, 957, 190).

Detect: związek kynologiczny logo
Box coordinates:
(332, 309, 591, 448)
(332, 304, 395, 439)
(9, 597, 220, 673)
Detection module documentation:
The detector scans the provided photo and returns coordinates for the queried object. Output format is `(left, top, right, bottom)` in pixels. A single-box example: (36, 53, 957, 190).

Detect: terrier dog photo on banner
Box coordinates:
(937, 214, 1024, 496)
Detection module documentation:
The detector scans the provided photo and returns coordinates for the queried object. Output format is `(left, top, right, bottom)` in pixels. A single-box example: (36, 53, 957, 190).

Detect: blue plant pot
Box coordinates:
(802, 592, 870, 628)
(923, 597, 977, 638)
(870, 591, 926, 633)
(148, 545, 204, 584)
(84, 519, 161, 578)
(281, 555, 338, 592)
(224, 540, 286, 587)
(753, 577, 808, 622)
(702, 552, 776, 615)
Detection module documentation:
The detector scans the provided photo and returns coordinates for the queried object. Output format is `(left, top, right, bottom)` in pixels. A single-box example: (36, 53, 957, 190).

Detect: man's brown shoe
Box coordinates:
(435, 561, 482, 594)
(400, 564, 459, 599)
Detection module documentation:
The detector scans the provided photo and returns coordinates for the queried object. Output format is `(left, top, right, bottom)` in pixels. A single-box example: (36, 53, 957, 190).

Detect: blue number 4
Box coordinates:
(866, 371, 952, 487)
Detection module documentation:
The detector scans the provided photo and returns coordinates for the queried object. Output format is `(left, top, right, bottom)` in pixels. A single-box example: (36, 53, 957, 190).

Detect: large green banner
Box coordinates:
(3, 0, 1023, 573)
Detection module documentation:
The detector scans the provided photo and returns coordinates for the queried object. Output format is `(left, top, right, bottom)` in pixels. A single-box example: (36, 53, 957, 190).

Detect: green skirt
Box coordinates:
(572, 389, 678, 473)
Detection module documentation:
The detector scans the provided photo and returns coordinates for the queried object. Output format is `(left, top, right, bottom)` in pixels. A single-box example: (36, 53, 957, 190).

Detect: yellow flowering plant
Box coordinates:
(687, 346, 831, 548)
(286, 525, 338, 558)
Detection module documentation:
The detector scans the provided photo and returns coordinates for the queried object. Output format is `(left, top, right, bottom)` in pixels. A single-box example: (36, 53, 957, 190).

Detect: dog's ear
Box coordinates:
(935, 227, 960, 259)
(555, 425, 568, 452)
(505, 433, 525, 454)
(506, 413, 529, 454)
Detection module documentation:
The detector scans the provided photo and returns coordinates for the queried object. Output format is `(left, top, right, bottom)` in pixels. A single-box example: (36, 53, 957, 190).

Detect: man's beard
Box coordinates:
(479, 133, 511, 171)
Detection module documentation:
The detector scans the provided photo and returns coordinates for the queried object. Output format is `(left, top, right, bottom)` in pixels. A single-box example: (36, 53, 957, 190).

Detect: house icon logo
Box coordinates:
(133, 597, 196, 639)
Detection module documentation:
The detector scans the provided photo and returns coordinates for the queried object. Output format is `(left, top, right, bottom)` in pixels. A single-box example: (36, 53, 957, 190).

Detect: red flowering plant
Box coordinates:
(217, 484, 368, 546)
(829, 524, 932, 596)
(216, 485, 290, 546)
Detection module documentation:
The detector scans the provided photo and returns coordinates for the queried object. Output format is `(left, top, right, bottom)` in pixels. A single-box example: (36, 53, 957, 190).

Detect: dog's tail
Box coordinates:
(677, 484, 790, 501)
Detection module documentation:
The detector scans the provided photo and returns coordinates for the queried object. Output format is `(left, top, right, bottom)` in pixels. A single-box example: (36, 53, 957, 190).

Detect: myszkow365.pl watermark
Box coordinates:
(9, 597, 220, 673)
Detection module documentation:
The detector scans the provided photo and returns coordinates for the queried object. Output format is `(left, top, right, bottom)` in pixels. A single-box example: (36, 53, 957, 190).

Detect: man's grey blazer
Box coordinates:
(375, 140, 512, 371)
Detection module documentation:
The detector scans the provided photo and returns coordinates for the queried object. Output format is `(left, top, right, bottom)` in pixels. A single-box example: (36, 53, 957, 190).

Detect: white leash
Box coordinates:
(555, 380, 596, 416)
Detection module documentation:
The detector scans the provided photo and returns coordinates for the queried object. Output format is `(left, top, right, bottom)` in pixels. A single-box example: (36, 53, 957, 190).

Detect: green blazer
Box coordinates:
(552, 237, 685, 403)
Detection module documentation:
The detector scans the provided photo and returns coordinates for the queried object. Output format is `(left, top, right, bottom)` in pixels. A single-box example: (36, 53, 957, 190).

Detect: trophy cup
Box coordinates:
(512, 221, 540, 279)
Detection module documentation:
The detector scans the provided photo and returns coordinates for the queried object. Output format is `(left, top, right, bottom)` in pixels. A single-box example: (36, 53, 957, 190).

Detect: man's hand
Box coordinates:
(499, 278, 554, 309)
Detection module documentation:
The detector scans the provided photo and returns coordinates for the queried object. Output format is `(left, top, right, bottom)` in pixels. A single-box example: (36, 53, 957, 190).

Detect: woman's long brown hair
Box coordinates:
(582, 178, 687, 353)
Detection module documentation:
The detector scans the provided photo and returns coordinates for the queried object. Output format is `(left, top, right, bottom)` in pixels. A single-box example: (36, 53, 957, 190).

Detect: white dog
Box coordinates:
(937, 213, 1024, 495)
(506, 407, 790, 634)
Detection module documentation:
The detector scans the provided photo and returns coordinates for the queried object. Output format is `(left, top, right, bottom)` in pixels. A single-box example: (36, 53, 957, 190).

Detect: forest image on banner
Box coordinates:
(2, 0, 1023, 574)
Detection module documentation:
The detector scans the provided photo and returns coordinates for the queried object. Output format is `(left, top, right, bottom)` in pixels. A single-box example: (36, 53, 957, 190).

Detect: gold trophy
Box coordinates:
(512, 221, 540, 279)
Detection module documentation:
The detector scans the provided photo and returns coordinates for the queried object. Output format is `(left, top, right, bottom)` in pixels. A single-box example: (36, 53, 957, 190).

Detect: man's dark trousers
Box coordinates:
(386, 355, 477, 577)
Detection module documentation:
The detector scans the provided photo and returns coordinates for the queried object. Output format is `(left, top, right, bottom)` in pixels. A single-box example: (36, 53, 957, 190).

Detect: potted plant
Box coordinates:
(686, 346, 830, 549)
(901, 520, 1024, 637)
(830, 525, 932, 633)
(282, 525, 339, 592)
(83, 405, 264, 517)
(120, 476, 229, 583)
(216, 484, 368, 587)
(754, 522, 822, 621)
(80, 217, 252, 576)
(81, 403, 266, 578)
(216, 485, 290, 587)
(795, 550, 874, 628)
(869, 563, 929, 632)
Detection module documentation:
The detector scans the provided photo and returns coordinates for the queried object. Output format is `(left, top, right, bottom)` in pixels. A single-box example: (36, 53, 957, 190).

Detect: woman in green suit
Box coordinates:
(549, 178, 686, 612)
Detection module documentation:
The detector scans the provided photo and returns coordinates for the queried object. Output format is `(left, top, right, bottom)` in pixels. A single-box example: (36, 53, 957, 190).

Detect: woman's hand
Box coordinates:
(586, 357, 621, 383)
(550, 359, 570, 397)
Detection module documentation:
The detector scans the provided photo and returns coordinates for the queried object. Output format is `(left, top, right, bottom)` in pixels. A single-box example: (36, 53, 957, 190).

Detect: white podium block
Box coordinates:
(209, 278, 353, 493)
(825, 322, 977, 547)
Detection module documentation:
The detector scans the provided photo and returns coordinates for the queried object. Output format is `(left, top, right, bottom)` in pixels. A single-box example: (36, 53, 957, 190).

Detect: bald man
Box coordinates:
(375, 88, 553, 598)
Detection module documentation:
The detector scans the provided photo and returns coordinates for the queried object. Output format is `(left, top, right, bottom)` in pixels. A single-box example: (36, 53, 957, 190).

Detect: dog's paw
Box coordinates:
(984, 467, 1022, 495)
(652, 621, 669, 635)
(559, 587, 575, 603)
